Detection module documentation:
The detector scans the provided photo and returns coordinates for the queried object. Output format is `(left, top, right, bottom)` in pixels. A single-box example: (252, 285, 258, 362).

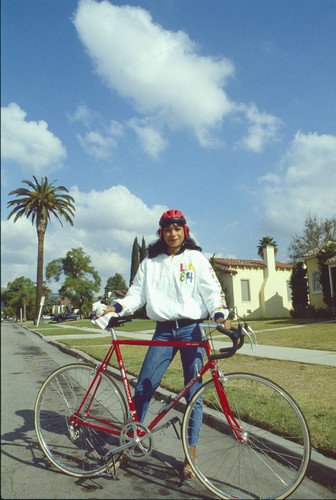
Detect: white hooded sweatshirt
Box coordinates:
(115, 249, 228, 322)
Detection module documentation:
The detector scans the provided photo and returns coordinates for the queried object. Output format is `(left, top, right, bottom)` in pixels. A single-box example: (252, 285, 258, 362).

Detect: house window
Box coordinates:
(286, 280, 292, 302)
(241, 280, 251, 301)
(312, 271, 322, 293)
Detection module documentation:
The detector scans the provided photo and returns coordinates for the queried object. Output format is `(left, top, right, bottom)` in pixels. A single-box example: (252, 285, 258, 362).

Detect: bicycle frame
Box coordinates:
(69, 324, 245, 443)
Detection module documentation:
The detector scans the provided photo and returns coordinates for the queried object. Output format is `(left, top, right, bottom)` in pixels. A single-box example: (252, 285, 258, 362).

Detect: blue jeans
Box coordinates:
(133, 321, 205, 447)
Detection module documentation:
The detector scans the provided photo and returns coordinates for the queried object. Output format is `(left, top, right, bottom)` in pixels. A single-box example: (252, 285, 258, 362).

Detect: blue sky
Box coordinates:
(2, 0, 336, 292)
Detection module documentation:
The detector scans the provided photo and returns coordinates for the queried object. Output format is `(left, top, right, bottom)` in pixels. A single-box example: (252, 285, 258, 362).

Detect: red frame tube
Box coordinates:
(69, 334, 243, 441)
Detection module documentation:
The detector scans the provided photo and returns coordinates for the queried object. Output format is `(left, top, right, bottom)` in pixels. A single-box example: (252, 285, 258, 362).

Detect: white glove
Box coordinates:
(91, 311, 119, 330)
(95, 303, 107, 318)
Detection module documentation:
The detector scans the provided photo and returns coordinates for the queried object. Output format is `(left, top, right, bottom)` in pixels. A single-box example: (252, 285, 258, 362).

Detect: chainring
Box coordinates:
(119, 422, 153, 461)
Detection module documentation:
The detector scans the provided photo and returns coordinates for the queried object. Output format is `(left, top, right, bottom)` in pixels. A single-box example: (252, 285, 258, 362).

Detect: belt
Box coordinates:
(157, 318, 204, 329)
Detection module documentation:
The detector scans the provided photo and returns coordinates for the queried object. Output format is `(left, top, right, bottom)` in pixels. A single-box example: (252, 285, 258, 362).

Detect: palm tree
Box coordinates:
(7, 176, 75, 321)
(257, 236, 278, 258)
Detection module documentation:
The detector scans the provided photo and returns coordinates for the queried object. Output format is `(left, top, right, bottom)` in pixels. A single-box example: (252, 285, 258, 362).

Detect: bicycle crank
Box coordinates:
(119, 422, 153, 461)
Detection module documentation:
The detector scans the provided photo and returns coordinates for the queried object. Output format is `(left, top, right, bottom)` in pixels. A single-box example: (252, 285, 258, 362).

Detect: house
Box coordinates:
(303, 242, 336, 312)
(108, 290, 127, 300)
(52, 298, 71, 315)
(215, 245, 293, 319)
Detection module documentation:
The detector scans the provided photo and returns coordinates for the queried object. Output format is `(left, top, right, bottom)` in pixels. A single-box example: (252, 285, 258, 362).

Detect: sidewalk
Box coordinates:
(39, 323, 336, 366)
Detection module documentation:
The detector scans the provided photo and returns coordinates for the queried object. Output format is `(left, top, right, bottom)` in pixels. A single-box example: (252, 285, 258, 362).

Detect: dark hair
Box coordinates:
(147, 228, 202, 258)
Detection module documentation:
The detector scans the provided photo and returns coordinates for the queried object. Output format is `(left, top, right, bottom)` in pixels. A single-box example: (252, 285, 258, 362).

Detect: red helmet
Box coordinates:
(159, 209, 189, 238)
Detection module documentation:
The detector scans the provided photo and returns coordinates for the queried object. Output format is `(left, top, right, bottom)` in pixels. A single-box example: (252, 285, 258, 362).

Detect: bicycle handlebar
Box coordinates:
(105, 313, 256, 360)
(208, 324, 245, 360)
(106, 315, 133, 328)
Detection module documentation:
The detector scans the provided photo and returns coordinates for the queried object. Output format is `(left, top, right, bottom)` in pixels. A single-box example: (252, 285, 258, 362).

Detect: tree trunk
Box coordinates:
(35, 216, 47, 322)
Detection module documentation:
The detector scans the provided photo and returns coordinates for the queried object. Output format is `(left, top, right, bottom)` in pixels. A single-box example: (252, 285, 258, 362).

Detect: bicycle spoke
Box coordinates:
(35, 364, 127, 477)
(182, 374, 310, 499)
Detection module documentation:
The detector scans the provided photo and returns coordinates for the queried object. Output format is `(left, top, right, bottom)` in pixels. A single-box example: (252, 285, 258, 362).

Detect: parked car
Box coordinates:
(51, 313, 80, 323)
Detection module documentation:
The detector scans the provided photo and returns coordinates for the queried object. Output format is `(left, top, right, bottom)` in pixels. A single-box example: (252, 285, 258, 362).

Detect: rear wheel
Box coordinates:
(182, 373, 311, 499)
(35, 363, 127, 477)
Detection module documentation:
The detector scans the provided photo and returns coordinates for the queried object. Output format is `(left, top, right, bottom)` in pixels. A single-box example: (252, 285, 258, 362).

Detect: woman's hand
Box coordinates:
(105, 305, 116, 314)
(216, 317, 232, 330)
(95, 304, 116, 317)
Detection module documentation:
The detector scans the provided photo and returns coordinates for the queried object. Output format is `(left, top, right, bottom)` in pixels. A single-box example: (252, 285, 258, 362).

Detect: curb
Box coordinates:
(30, 327, 336, 490)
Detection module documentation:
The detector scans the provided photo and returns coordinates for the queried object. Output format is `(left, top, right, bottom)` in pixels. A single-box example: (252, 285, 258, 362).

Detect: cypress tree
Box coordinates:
(130, 237, 140, 286)
(139, 237, 147, 263)
(289, 262, 309, 316)
(317, 242, 336, 309)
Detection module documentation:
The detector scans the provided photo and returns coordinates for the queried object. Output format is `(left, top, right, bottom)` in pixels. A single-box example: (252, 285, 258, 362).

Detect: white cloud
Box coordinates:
(259, 131, 336, 238)
(67, 103, 95, 127)
(109, 120, 124, 137)
(1, 184, 167, 291)
(69, 103, 125, 160)
(73, 1, 282, 155)
(1, 103, 66, 175)
(77, 130, 118, 160)
(69, 184, 165, 234)
(129, 118, 168, 158)
(72, 0, 240, 150)
(235, 103, 283, 152)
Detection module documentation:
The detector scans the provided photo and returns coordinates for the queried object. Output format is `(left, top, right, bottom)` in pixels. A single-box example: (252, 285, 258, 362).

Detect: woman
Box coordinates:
(94, 209, 230, 479)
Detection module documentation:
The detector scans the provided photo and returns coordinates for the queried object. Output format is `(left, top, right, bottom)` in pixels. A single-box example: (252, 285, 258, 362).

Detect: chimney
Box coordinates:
(263, 245, 276, 276)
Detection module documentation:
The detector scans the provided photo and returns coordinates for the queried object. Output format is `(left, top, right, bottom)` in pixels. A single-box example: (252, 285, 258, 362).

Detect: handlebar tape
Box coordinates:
(106, 315, 133, 328)
(209, 325, 245, 360)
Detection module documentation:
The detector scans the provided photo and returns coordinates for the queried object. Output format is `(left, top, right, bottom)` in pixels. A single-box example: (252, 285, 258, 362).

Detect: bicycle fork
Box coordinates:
(213, 368, 245, 443)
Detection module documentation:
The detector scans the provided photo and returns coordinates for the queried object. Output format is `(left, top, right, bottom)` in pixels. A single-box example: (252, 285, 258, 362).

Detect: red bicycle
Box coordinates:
(34, 314, 311, 499)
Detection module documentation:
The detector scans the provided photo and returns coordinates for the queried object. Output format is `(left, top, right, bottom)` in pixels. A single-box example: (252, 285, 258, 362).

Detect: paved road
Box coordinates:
(1, 321, 335, 499)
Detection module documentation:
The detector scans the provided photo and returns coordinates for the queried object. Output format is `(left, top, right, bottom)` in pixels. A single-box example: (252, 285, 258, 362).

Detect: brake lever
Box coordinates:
(241, 324, 257, 353)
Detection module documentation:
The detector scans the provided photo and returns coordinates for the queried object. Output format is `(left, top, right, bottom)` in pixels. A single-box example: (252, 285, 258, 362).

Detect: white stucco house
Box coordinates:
(215, 245, 293, 319)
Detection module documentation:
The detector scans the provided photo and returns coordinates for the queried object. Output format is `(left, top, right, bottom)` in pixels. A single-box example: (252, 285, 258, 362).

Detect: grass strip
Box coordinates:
(210, 321, 336, 351)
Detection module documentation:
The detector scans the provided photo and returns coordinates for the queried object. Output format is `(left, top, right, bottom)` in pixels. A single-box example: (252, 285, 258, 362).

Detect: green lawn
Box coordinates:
(25, 317, 336, 350)
(212, 321, 336, 351)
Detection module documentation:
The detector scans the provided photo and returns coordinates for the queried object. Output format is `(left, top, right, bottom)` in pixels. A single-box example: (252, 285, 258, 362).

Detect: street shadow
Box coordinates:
(1, 408, 59, 473)
(1, 409, 212, 498)
(2, 409, 35, 442)
(92, 449, 213, 499)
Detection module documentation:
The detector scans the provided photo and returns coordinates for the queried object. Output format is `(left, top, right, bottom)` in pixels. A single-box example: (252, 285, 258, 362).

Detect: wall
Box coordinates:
(260, 246, 292, 318)
(219, 247, 292, 319)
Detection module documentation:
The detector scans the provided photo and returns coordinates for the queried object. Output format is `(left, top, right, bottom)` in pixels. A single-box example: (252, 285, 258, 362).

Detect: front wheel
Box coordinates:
(182, 373, 311, 499)
(35, 363, 127, 477)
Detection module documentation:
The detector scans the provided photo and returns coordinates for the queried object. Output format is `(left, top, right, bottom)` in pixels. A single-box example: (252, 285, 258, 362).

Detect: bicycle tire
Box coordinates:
(35, 363, 127, 477)
(182, 372, 311, 499)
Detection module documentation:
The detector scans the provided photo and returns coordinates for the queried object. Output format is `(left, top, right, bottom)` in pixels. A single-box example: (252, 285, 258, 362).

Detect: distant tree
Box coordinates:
(288, 213, 336, 262)
(317, 242, 336, 309)
(289, 262, 309, 316)
(104, 273, 128, 299)
(46, 247, 101, 317)
(7, 176, 75, 322)
(130, 237, 140, 286)
(3, 276, 36, 320)
(257, 237, 278, 258)
(139, 237, 147, 263)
